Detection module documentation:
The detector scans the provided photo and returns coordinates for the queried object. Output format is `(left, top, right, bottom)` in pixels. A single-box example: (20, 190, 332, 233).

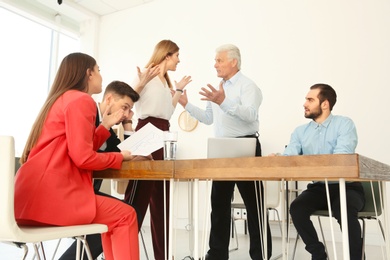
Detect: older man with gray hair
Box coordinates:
(179, 44, 272, 260)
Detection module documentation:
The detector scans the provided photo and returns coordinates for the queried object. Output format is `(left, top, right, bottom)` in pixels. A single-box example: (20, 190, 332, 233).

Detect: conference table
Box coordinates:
(94, 154, 390, 260)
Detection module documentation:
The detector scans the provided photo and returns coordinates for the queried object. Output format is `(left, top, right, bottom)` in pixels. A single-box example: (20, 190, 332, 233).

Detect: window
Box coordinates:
(0, 7, 79, 156)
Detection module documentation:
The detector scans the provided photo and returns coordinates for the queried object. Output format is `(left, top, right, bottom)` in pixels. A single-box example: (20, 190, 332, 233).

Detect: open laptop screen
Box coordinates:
(207, 137, 256, 159)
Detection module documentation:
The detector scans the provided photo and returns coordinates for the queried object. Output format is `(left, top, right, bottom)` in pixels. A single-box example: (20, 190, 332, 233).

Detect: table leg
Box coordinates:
(168, 178, 174, 259)
(381, 181, 390, 259)
(339, 178, 350, 260)
(194, 179, 199, 260)
(281, 180, 287, 260)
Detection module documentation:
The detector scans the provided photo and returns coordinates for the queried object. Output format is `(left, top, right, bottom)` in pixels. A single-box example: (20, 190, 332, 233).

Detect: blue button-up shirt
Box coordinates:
(283, 114, 358, 156)
(185, 71, 263, 137)
(283, 114, 357, 184)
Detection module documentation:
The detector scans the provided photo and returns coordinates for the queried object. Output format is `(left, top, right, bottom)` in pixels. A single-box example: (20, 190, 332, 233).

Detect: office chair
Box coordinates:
(0, 135, 108, 260)
(291, 181, 385, 260)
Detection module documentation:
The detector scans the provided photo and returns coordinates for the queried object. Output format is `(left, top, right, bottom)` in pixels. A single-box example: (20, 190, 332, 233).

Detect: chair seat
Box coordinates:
(0, 135, 109, 260)
(231, 203, 246, 209)
(1, 224, 107, 244)
(313, 210, 381, 218)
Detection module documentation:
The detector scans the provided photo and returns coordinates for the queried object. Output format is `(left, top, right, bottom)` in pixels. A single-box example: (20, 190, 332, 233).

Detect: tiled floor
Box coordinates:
(0, 222, 386, 260)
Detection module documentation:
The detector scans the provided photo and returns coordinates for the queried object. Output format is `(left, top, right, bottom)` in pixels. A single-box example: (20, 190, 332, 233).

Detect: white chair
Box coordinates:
(230, 181, 282, 260)
(0, 135, 108, 260)
(291, 181, 385, 260)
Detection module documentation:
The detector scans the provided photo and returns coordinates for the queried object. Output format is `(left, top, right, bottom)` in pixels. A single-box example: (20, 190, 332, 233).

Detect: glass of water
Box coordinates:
(163, 131, 178, 160)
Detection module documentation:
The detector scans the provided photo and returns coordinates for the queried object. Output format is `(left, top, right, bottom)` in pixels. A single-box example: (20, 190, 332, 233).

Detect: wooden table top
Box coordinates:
(93, 154, 390, 181)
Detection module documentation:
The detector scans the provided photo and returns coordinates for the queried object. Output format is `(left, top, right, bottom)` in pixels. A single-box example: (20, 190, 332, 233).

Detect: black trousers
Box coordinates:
(207, 136, 272, 260)
(290, 182, 365, 260)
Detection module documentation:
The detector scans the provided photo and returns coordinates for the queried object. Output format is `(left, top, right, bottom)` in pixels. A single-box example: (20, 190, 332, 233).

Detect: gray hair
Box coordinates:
(216, 44, 241, 70)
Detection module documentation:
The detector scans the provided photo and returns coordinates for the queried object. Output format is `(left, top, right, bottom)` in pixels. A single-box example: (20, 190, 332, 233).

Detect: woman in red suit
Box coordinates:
(14, 52, 139, 260)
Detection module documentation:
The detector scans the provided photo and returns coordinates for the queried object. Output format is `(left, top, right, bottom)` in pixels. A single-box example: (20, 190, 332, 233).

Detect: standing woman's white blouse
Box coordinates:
(133, 75, 175, 121)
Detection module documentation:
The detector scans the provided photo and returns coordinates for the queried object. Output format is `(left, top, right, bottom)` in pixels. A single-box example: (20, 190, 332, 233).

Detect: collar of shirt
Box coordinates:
(222, 71, 241, 88)
(309, 113, 333, 129)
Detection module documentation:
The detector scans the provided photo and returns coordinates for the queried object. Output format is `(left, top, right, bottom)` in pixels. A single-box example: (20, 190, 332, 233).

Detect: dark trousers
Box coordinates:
(125, 179, 170, 260)
(290, 182, 365, 260)
(124, 116, 170, 260)
(208, 181, 272, 260)
(207, 137, 272, 260)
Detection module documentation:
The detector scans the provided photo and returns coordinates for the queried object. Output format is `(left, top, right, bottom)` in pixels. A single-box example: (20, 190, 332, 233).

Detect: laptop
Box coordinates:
(207, 137, 256, 159)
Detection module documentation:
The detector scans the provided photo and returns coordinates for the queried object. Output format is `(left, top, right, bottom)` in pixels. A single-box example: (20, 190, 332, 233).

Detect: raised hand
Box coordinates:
(137, 64, 160, 88)
(200, 81, 225, 105)
(101, 104, 125, 129)
(174, 75, 192, 91)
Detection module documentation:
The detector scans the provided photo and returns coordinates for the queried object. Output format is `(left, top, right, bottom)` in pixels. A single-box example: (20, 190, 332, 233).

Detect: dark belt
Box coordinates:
(237, 131, 259, 138)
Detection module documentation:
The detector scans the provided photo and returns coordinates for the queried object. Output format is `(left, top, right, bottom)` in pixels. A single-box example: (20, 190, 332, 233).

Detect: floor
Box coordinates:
(0, 222, 386, 260)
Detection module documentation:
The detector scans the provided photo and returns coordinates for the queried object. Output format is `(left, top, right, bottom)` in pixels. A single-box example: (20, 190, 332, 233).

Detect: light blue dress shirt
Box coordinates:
(283, 114, 358, 156)
(185, 71, 263, 137)
(283, 114, 358, 184)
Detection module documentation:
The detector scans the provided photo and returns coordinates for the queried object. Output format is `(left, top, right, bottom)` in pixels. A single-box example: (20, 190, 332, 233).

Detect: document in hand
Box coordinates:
(117, 122, 164, 156)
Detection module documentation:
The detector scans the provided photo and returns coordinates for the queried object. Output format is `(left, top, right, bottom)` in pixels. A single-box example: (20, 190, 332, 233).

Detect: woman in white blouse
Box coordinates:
(124, 39, 191, 260)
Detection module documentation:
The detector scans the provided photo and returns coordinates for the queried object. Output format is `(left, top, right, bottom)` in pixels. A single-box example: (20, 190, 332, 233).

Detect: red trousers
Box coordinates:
(125, 117, 170, 260)
(94, 195, 139, 260)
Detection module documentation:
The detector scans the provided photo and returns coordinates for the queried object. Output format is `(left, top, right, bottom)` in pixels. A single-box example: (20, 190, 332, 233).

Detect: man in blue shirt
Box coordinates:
(284, 84, 365, 260)
(179, 44, 272, 260)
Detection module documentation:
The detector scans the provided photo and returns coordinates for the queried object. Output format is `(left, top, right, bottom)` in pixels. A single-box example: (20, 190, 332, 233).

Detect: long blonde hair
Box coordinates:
(21, 52, 96, 163)
(145, 40, 179, 89)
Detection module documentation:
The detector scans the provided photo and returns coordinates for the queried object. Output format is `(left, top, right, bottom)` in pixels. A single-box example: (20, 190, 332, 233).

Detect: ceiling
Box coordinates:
(1, 0, 153, 32)
(39, 0, 153, 16)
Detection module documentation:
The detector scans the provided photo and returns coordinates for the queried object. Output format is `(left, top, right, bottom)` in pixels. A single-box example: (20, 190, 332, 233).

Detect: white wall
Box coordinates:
(96, 0, 390, 161)
(91, 0, 390, 243)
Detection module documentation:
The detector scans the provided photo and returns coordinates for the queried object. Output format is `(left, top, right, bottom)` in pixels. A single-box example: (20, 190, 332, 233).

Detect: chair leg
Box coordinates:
(360, 218, 366, 260)
(140, 230, 150, 260)
(269, 208, 283, 260)
(231, 216, 234, 238)
(32, 243, 42, 260)
(317, 216, 329, 258)
(244, 220, 248, 235)
(76, 235, 94, 260)
(40, 242, 47, 260)
(229, 216, 239, 252)
(378, 219, 386, 240)
(291, 233, 300, 260)
(76, 238, 81, 260)
(20, 243, 28, 260)
(51, 239, 62, 260)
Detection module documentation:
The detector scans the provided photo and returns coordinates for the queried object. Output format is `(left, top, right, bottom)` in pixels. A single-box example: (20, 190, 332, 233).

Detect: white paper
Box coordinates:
(117, 122, 164, 156)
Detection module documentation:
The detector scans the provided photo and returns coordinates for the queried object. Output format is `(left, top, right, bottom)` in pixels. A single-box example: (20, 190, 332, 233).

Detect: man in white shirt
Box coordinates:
(179, 44, 272, 260)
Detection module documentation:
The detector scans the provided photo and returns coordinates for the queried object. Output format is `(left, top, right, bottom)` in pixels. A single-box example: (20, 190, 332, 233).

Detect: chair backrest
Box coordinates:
(0, 135, 18, 241)
(265, 181, 281, 208)
(207, 137, 256, 159)
(313, 181, 383, 218)
(359, 181, 382, 217)
(15, 157, 21, 173)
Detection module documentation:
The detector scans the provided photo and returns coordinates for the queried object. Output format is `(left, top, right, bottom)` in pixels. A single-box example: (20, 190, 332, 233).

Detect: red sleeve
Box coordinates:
(93, 124, 111, 151)
(64, 93, 123, 170)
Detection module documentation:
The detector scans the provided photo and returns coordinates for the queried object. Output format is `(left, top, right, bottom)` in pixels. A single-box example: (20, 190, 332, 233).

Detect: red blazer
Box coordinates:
(14, 90, 123, 226)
